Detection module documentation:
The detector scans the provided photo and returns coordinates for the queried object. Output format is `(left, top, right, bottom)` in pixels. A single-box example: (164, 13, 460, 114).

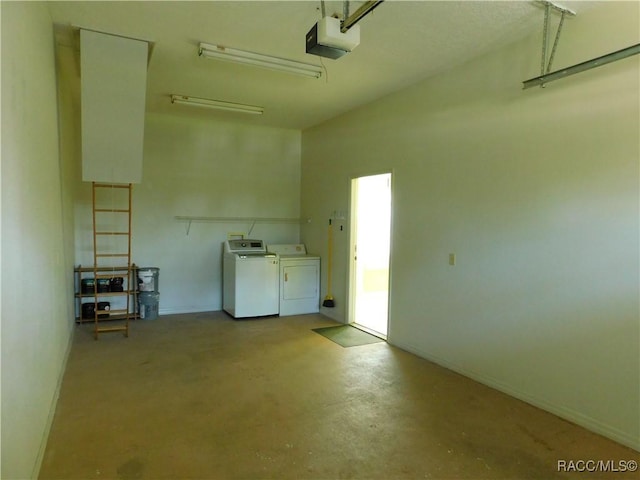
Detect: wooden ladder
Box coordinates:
(91, 182, 133, 339)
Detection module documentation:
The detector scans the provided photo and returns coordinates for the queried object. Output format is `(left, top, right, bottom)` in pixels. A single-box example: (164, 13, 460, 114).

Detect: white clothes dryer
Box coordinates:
(267, 244, 320, 316)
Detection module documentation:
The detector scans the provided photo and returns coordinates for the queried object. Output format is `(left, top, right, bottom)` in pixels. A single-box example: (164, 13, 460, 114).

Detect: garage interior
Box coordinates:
(2, 1, 639, 479)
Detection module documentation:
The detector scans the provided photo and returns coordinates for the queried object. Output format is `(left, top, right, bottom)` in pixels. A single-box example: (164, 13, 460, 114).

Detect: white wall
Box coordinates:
(301, 2, 639, 449)
(1, 2, 76, 478)
(74, 113, 302, 314)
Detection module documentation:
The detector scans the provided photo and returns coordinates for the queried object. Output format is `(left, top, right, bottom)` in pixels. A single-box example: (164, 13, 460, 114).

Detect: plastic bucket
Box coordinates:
(137, 268, 159, 292)
(81, 278, 110, 294)
(81, 301, 110, 319)
(96, 278, 110, 293)
(81, 278, 95, 294)
(110, 277, 124, 292)
(138, 292, 159, 320)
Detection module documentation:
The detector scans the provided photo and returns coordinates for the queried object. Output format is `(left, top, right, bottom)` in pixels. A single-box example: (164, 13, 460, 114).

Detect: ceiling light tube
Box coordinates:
(170, 95, 264, 114)
(199, 43, 322, 79)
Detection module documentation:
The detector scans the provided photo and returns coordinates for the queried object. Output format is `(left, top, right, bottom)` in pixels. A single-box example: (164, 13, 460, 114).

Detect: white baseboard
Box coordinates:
(392, 340, 639, 452)
(158, 305, 219, 316)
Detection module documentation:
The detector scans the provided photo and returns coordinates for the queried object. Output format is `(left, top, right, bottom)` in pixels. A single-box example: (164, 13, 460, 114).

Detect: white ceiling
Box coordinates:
(50, 0, 597, 130)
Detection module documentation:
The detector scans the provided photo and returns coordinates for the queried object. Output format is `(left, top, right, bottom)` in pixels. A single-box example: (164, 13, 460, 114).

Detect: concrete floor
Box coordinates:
(40, 312, 638, 480)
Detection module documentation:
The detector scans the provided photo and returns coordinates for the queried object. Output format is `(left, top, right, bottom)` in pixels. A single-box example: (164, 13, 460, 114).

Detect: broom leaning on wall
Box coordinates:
(322, 218, 335, 308)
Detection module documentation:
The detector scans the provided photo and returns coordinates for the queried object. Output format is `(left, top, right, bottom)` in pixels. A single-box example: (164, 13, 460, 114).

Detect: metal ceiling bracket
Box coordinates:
(524, 0, 640, 89)
(318, 1, 384, 33)
(341, 1, 385, 32)
(523, 43, 640, 89)
(538, 0, 575, 86)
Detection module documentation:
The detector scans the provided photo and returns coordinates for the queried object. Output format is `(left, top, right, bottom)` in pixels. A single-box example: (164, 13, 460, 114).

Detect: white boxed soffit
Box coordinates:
(81, 30, 149, 184)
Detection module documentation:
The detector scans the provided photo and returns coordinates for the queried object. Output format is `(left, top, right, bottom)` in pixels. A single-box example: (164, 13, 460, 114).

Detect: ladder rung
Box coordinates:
(76, 265, 134, 272)
(94, 184, 131, 189)
(95, 209, 130, 213)
(96, 326, 128, 333)
(94, 273, 130, 279)
(98, 309, 128, 315)
(95, 254, 130, 257)
(96, 232, 129, 235)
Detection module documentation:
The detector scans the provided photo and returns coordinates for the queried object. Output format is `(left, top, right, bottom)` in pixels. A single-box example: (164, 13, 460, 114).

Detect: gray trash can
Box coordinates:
(138, 291, 160, 320)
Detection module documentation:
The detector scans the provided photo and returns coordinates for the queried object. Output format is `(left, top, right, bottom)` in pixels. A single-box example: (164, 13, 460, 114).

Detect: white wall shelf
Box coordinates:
(174, 216, 307, 235)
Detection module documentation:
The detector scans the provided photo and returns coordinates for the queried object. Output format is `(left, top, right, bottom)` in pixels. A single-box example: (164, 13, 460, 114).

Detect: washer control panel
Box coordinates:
(226, 239, 266, 254)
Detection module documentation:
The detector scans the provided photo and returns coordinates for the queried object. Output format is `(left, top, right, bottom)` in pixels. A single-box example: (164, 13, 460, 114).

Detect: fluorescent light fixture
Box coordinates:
(199, 43, 322, 79)
(170, 95, 264, 115)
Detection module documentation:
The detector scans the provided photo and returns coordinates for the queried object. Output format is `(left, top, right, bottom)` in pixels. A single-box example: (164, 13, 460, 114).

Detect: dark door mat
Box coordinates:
(312, 325, 384, 348)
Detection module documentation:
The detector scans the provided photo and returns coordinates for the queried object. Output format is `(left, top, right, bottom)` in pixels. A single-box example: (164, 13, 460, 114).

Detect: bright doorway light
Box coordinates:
(350, 172, 391, 336)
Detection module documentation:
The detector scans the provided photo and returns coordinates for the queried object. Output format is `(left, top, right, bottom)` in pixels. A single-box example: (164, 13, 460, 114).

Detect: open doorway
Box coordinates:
(349, 172, 392, 337)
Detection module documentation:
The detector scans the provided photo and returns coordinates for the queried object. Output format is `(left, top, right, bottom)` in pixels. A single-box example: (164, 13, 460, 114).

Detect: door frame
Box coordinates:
(347, 169, 394, 339)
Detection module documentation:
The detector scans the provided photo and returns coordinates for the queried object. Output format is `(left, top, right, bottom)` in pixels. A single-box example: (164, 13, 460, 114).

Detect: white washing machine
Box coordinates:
(267, 244, 320, 316)
(223, 239, 279, 318)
